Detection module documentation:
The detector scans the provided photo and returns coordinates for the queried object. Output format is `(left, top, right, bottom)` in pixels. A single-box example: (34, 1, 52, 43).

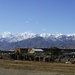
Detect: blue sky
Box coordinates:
(0, 0, 75, 34)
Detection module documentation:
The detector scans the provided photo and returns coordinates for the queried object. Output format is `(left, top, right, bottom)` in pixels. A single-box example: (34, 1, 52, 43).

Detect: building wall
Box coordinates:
(15, 48, 28, 54)
(28, 48, 35, 53)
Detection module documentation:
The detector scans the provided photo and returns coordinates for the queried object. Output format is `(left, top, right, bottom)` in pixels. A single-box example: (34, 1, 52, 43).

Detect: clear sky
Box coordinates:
(0, 0, 75, 34)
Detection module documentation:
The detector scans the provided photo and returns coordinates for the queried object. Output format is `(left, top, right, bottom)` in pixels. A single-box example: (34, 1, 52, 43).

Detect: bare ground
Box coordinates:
(0, 60, 75, 75)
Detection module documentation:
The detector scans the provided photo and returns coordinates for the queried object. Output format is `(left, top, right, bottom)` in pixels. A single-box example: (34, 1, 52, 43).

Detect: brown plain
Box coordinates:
(0, 60, 75, 75)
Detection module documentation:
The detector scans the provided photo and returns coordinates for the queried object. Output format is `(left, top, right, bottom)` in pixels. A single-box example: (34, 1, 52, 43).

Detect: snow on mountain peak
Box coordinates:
(55, 33, 63, 38)
(0, 32, 75, 42)
(19, 32, 36, 38)
(40, 33, 51, 38)
(0, 32, 37, 42)
(40, 33, 57, 41)
(67, 33, 75, 36)
(15, 32, 36, 40)
(1, 32, 13, 38)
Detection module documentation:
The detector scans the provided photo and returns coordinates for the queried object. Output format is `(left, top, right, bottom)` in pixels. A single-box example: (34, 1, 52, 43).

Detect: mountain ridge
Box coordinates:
(0, 32, 75, 50)
(0, 32, 75, 42)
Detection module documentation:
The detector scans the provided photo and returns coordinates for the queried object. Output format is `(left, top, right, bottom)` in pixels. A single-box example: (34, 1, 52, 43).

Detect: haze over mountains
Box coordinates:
(0, 32, 75, 50)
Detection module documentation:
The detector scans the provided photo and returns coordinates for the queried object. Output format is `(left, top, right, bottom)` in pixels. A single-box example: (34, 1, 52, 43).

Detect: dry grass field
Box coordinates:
(0, 59, 75, 75)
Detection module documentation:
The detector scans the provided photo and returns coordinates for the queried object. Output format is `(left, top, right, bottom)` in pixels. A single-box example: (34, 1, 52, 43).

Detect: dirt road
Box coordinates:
(0, 68, 75, 75)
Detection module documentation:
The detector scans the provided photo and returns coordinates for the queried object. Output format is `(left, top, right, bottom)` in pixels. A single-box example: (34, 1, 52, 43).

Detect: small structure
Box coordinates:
(28, 48, 43, 54)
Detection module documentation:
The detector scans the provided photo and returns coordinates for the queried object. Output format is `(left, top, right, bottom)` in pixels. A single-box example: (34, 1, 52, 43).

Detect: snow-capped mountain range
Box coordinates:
(0, 32, 75, 50)
(0, 32, 75, 42)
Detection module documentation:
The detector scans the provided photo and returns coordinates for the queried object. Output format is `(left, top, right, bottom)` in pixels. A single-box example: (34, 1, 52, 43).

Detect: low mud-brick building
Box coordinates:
(9, 47, 75, 63)
(28, 48, 44, 61)
(14, 48, 47, 61)
(14, 47, 62, 61)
